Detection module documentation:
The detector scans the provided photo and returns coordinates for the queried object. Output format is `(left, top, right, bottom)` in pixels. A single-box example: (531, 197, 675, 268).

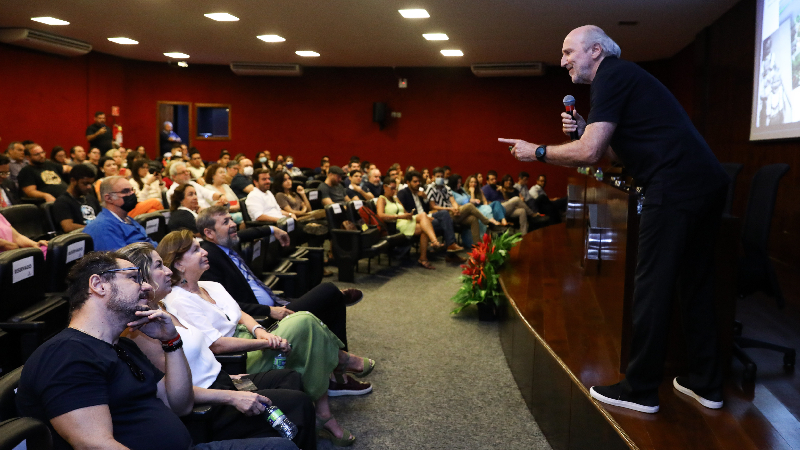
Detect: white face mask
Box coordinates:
(242, 166, 254, 177)
(173, 152, 182, 158)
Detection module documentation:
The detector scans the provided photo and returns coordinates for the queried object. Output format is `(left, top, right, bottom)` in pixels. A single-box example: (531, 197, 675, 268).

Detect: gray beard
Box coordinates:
(220, 232, 240, 248)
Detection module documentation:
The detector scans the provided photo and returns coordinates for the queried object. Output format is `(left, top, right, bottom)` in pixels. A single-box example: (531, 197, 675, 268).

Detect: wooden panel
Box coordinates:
(531, 337, 573, 450)
(511, 315, 536, 409)
(569, 388, 631, 450)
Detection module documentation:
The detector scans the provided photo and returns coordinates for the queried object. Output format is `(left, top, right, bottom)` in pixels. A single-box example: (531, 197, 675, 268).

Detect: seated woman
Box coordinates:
(273, 173, 327, 226)
(499, 174, 521, 201)
(284, 156, 303, 177)
(203, 163, 243, 225)
(95, 156, 162, 217)
(157, 231, 374, 446)
(376, 176, 443, 270)
(454, 175, 507, 237)
(0, 213, 47, 256)
(118, 243, 316, 449)
(129, 159, 165, 204)
(168, 183, 200, 233)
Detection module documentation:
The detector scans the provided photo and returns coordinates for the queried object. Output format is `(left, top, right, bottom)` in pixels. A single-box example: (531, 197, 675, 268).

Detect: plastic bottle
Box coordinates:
(263, 405, 298, 439)
(272, 352, 286, 370)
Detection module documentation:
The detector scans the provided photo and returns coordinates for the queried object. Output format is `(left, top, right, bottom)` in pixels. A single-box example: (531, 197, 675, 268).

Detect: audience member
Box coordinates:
(106, 148, 128, 177)
(499, 174, 521, 200)
(84, 176, 157, 250)
(377, 177, 444, 270)
(314, 159, 331, 181)
(361, 168, 382, 198)
(135, 145, 148, 158)
(188, 149, 206, 182)
(476, 173, 484, 186)
(118, 243, 316, 449)
(426, 167, 489, 248)
(50, 146, 70, 170)
(341, 161, 360, 188)
(450, 174, 505, 227)
(159, 121, 182, 156)
(345, 169, 373, 200)
(231, 158, 255, 199)
(482, 170, 536, 234)
(0, 212, 48, 254)
(254, 151, 271, 171)
(274, 155, 285, 167)
(443, 166, 451, 179)
(84, 147, 102, 178)
(53, 164, 102, 233)
(166, 162, 221, 209)
(246, 169, 291, 223)
(0, 155, 19, 207)
(5, 141, 28, 189)
(284, 156, 303, 177)
(514, 171, 537, 212)
(218, 151, 231, 167)
(318, 166, 348, 206)
(205, 163, 243, 223)
(68, 145, 87, 167)
(16, 251, 296, 450)
(18, 143, 68, 202)
(129, 158, 165, 203)
(421, 168, 430, 186)
(314, 156, 329, 174)
(168, 183, 200, 233)
(532, 174, 568, 222)
(274, 173, 325, 221)
(96, 156, 162, 217)
(225, 160, 240, 184)
(85, 111, 113, 152)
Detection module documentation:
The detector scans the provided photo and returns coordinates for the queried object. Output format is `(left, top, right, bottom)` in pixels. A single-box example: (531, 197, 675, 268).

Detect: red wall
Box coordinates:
(0, 43, 592, 197)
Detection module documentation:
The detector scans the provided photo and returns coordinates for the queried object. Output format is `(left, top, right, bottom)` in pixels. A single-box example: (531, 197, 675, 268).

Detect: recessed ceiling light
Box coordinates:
(257, 35, 286, 43)
(295, 51, 320, 57)
(164, 52, 190, 59)
(399, 9, 430, 18)
(423, 33, 448, 41)
(31, 17, 69, 26)
(108, 37, 138, 45)
(177, 61, 189, 68)
(204, 13, 239, 21)
(441, 49, 463, 57)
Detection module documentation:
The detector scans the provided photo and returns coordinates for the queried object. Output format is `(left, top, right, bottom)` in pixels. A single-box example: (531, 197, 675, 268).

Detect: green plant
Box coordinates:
(451, 230, 522, 314)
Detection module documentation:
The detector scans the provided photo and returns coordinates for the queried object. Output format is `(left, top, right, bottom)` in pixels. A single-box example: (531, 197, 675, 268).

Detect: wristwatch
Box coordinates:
(535, 145, 547, 162)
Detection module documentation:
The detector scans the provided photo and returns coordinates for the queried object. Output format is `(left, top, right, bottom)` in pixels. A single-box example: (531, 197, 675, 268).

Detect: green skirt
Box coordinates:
(234, 311, 343, 400)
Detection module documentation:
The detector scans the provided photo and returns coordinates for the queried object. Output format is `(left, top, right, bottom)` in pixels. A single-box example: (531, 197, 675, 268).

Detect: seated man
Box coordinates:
(482, 170, 537, 234)
(6, 141, 28, 189)
(18, 143, 68, 203)
(532, 174, 568, 222)
(360, 168, 382, 199)
(196, 206, 369, 396)
(340, 160, 359, 189)
(344, 169, 373, 201)
(84, 176, 157, 251)
(397, 170, 463, 262)
(426, 166, 490, 248)
(166, 162, 221, 209)
(245, 169, 292, 223)
(187, 149, 206, 183)
(0, 155, 20, 207)
(68, 145, 87, 167)
(15, 251, 296, 450)
(231, 158, 255, 199)
(514, 171, 538, 213)
(318, 166, 349, 206)
(53, 164, 102, 233)
(314, 156, 330, 174)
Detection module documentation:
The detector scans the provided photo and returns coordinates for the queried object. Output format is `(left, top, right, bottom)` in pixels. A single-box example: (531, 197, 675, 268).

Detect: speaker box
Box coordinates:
(373, 102, 388, 129)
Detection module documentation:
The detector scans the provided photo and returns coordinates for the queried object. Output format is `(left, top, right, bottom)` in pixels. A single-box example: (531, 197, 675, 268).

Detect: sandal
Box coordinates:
(336, 353, 376, 378)
(316, 416, 356, 447)
(417, 260, 436, 270)
(430, 241, 445, 250)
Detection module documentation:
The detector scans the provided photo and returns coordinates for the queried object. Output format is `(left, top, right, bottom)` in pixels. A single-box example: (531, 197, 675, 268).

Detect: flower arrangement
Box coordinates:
(451, 230, 522, 315)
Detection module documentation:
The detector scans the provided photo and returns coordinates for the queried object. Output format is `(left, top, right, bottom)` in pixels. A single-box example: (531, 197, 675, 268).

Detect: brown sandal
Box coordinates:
(417, 260, 436, 270)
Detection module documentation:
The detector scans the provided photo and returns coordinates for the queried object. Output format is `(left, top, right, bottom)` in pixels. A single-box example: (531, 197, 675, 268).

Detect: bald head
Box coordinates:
(561, 25, 620, 84)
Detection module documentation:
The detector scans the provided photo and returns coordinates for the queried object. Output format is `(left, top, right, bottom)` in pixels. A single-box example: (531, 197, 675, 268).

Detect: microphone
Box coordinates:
(563, 95, 579, 141)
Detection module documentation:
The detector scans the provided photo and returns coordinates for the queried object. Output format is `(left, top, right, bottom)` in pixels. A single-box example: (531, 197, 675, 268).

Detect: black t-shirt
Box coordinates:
(52, 191, 102, 230)
(345, 188, 365, 201)
(85, 123, 113, 152)
(587, 57, 728, 204)
(17, 162, 68, 198)
(168, 208, 198, 233)
(230, 174, 253, 200)
(16, 329, 193, 450)
(317, 182, 346, 203)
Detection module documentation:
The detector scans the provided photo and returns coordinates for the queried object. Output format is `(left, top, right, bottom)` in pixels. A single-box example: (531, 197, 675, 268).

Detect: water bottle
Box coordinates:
(272, 352, 286, 370)
(263, 405, 298, 439)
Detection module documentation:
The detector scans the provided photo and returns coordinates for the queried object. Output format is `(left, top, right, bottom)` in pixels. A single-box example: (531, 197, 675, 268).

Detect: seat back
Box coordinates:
(0, 248, 45, 321)
(306, 188, 322, 211)
(305, 180, 322, 189)
(40, 202, 59, 235)
(277, 217, 300, 254)
(239, 198, 252, 222)
(721, 163, 744, 216)
(0, 366, 22, 421)
(45, 232, 93, 293)
(240, 237, 267, 276)
(0, 204, 54, 240)
(324, 203, 348, 229)
(344, 200, 366, 225)
(741, 163, 789, 258)
(134, 212, 168, 243)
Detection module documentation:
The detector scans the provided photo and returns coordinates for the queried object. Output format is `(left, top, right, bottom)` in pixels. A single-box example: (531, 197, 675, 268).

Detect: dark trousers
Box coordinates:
(283, 282, 348, 350)
(430, 210, 456, 246)
(208, 369, 316, 450)
(623, 186, 727, 395)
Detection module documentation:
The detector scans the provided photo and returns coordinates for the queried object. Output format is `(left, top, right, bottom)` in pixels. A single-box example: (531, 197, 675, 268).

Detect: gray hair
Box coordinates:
(583, 26, 621, 58)
(99, 176, 126, 205)
(169, 161, 186, 177)
(196, 205, 229, 239)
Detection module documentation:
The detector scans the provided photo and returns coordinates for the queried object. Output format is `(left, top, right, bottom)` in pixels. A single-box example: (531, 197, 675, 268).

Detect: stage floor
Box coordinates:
(499, 224, 800, 450)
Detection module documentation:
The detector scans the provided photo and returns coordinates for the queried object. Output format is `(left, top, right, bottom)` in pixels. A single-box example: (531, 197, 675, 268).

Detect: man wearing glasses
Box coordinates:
(167, 162, 221, 209)
(84, 176, 157, 251)
(17, 252, 297, 450)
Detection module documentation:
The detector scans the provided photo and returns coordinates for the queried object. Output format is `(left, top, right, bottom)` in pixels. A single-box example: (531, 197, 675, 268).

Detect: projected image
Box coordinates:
(758, 29, 792, 126)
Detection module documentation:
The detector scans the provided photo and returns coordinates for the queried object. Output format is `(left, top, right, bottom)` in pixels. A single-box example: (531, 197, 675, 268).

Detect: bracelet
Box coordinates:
(251, 325, 266, 336)
(160, 335, 181, 346)
(162, 337, 183, 353)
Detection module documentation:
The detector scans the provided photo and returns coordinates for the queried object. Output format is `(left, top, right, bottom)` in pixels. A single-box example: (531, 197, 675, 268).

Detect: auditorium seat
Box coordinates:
(134, 211, 168, 243)
(325, 203, 390, 282)
(40, 202, 58, 235)
(733, 163, 794, 382)
(0, 367, 53, 450)
(44, 232, 93, 294)
(239, 237, 298, 297)
(721, 162, 744, 217)
(346, 200, 408, 266)
(305, 179, 322, 189)
(305, 188, 323, 211)
(238, 198, 268, 230)
(0, 204, 56, 241)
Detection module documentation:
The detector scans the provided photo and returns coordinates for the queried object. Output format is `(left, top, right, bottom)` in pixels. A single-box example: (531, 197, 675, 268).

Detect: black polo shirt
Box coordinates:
(86, 123, 113, 152)
(587, 57, 728, 204)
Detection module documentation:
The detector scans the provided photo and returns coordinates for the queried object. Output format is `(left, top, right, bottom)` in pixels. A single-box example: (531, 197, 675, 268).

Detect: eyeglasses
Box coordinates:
(114, 344, 146, 381)
(99, 267, 143, 285)
(0, 171, 9, 176)
(110, 188, 134, 196)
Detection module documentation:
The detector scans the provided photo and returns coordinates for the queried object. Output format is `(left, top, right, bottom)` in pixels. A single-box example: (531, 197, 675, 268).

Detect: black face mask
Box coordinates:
(120, 193, 138, 212)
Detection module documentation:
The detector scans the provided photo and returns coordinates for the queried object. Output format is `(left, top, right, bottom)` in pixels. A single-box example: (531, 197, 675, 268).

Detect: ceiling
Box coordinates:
(1, 0, 740, 67)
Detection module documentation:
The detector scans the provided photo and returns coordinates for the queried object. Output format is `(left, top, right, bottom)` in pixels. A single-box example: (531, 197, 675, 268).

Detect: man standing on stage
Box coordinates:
(499, 25, 729, 414)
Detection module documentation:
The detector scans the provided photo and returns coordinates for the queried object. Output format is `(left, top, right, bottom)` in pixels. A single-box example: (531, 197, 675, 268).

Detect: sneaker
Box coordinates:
(445, 254, 467, 264)
(590, 383, 660, 414)
(446, 243, 464, 252)
(328, 377, 372, 397)
(673, 377, 723, 409)
(341, 289, 364, 307)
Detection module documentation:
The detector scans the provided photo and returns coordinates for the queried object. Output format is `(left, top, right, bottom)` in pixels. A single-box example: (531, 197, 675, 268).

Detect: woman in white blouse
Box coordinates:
(203, 163, 243, 224)
(157, 230, 370, 446)
(118, 243, 316, 448)
(129, 158, 165, 202)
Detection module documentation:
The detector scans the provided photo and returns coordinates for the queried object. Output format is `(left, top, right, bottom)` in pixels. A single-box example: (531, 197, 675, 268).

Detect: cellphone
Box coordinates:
(232, 377, 258, 392)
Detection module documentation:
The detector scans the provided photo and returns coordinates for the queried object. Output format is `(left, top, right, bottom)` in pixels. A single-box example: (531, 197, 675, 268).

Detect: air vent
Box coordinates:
(0, 28, 91, 57)
(471, 62, 545, 77)
(230, 62, 302, 76)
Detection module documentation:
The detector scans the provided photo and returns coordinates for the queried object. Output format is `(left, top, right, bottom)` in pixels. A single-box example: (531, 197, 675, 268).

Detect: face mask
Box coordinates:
(120, 193, 138, 212)
(173, 152, 182, 158)
(286, 162, 293, 169)
(259, 157, 267, 163)
(242, 166, 254, 177)
(434, 177, 444, 186)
